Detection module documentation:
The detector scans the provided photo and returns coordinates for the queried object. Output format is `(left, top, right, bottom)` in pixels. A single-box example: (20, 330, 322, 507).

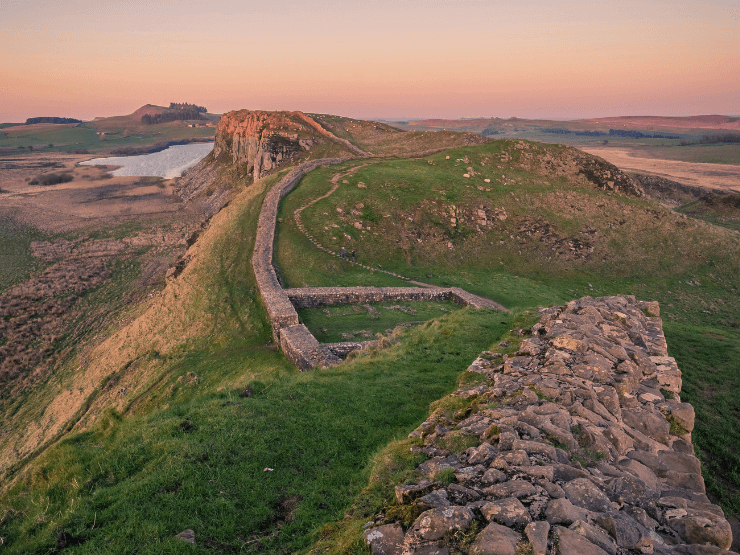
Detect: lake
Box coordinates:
(80, 142, 214, 179)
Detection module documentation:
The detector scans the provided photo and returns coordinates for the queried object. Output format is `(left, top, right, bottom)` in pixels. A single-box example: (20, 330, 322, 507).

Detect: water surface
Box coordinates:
(80, 142, 214, 179)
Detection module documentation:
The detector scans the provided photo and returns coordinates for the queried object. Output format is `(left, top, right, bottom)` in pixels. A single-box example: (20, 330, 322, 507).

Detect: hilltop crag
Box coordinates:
(213, 110, 367, 181)
(363, 295, 734, 555)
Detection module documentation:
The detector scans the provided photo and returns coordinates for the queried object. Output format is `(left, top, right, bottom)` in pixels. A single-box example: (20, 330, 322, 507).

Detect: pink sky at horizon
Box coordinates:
(1, 0, 738, 122)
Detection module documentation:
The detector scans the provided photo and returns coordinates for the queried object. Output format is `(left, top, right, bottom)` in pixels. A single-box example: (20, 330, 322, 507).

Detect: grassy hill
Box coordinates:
(0, 105, 217, 156)
(391, 115, 740, 165)
(1, 127, 739, 553)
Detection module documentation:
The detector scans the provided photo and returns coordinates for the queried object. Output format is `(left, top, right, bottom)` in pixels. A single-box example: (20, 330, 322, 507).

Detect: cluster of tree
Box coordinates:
(481, 128, 502, 136)
(142, 103, 208, 125)
(25, 117, 82, 125)
(169, 102, 207, 113)
(608, 129, 679, 139)
(142, 110, 206, 125)
(699, 133, 740, 144)
(541, 128, 608, 137)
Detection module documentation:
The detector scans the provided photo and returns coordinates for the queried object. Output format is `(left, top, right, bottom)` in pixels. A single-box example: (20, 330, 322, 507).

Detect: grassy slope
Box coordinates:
(0, 121, 215, 155)
(0, 223, 47, 295)
(0, 160, 513, 553)
(275, 140, 740, 516)
(2, 137, 739, 554)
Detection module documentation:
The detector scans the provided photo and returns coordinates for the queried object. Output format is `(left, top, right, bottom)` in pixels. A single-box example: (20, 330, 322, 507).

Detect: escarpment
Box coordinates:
(363, 295, 735, 555)
(213, 110, 368, 181)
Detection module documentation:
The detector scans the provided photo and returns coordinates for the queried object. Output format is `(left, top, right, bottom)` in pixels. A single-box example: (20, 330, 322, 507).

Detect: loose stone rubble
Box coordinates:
(363, 295, 735, 555)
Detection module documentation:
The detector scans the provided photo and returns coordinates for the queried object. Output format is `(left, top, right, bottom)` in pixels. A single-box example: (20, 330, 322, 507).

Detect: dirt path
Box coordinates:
(292, 165, 416, 281)
(583, 147, 740, 193)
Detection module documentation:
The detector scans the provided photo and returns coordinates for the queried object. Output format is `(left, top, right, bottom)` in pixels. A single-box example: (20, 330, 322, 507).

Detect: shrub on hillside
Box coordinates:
(30, 172, 74, 186)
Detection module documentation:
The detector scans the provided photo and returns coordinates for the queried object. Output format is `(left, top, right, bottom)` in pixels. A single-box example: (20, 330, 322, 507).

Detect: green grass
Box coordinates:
(3, 136, 740, 554)
(0, 122, 214, 155)
(273, 139, 740, 520)
(0, 309, 512, 554)
(297, 300, 463, 343)
(0, 223, 48, 294)
(675, 200, 740, 233)
(663, 322, 740, 514)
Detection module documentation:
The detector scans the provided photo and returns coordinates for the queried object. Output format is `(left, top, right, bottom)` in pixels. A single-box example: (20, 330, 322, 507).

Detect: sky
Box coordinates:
(1, 0, 738, 122)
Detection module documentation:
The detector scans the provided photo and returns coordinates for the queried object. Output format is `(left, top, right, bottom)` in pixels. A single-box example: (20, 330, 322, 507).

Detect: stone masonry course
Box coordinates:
(363, 294, 736, 555)
(251, 157, 505, 370)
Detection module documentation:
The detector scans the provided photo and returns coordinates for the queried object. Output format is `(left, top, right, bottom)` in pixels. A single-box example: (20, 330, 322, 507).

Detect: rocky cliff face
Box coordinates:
(363, 295, 735, 555)
(213, 110, 328, 180)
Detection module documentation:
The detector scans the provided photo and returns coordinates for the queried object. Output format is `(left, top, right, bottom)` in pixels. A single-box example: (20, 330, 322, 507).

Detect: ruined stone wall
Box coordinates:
(285, 286, 502, 310)
(252, 159, 505, 369)
(363, 295, 735, 555)
(252, 158, 346, 343)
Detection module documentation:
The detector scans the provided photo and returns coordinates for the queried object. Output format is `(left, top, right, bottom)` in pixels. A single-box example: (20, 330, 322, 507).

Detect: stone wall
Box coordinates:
(252, 159, 505, 370)
(252, 158, 346, 343)
(363, 295, 736, 555)
(285, 286, 503, 310)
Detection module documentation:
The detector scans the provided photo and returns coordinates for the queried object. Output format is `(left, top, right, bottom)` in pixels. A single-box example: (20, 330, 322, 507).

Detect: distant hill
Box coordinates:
(395, 114, 740, 136)
(0, 103, 218, 156)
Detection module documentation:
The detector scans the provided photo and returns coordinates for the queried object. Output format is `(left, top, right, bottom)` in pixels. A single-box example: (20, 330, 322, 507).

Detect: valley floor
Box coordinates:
(581, 146, 740, 193)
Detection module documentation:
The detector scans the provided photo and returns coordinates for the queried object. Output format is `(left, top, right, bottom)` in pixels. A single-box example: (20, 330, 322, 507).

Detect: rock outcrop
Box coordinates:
(213, 110, 368, 181)
(363, 295, 735, 555)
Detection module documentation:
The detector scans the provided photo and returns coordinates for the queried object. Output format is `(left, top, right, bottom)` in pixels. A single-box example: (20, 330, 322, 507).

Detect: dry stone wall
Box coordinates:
(286, 287, 503, 310)
(363, 295, 735, 555)
(253, 161, 505, 370)
(252, 158, 346, 342)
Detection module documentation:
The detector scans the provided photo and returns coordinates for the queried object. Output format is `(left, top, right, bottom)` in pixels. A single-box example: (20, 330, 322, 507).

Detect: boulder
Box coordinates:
(481, 498, 532, 527)
(484, 480, 538, 499)
(553, 526, 610, 555)
(562, 478, 615, 513)
(525, 521, 550, 555)
(469, 523, 521, 555)
(622, 408, 670, 443)
(364, 523, 405, 555)
(545, 498, 591, 525)
(569, 520, 619, 555)
(406, 506, 474, 542)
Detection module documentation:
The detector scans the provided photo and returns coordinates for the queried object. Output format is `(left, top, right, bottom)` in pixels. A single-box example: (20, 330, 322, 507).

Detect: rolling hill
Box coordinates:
(0, 109, 739, 554)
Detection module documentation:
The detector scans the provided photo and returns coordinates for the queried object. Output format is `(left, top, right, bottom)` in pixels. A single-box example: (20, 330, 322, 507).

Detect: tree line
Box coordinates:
(699, 133, 740, 144)
(141, 109, 205, 125)
(541, 127, 680, 139)
(25, 117, 82, 125)
(169, 102, 207, 113)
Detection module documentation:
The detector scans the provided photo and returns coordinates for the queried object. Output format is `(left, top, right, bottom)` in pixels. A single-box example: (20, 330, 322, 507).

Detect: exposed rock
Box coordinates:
(525, 521, 550, 555)
(484, 480, 538, 499)
(364, 523, 405, 555)
(553, 525, 610, 555)
(366, 296, 732, 555)
(545, 498, 592, 525)
(175, 529, 196, 545)
(481, 498, 532, 527)
(469, 523, 521, 555)
(406, 506, 474, 542)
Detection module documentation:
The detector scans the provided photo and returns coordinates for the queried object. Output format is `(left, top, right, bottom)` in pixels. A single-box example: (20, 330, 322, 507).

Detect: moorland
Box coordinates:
(0, 107, 738, 554)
